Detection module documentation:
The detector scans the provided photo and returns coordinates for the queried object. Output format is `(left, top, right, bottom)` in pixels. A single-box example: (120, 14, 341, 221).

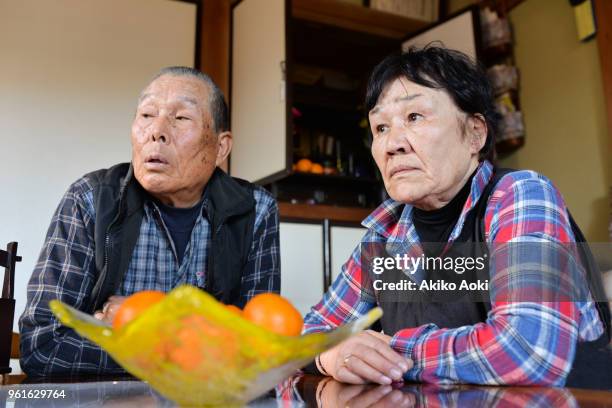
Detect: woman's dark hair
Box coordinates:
(365, 45, 501, 162)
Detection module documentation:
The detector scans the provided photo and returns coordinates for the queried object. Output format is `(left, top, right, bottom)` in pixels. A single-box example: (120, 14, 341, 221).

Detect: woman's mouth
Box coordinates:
(389, 165, 418, 178)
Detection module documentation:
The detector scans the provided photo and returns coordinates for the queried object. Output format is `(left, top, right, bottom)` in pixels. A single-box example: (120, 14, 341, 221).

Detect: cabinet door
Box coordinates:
(230, 0, 290, 183)
(401, 7, 479, 60)
(331, 226, 367, 283)
(280, 222, 324, 316)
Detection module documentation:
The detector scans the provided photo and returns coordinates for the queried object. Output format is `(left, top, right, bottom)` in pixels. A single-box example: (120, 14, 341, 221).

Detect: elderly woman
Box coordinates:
(303, 46, 609, 387)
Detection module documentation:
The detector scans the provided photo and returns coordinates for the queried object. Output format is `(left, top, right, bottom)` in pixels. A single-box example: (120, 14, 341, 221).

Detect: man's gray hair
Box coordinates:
(151, 66, 229, 134)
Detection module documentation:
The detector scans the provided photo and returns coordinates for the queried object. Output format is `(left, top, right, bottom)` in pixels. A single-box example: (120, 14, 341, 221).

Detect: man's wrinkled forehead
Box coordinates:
(138, 92, 199, 107)
(137, 75, 208, 107)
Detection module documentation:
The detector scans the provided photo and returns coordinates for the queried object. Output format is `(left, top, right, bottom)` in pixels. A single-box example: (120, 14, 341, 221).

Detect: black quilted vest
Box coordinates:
(84, 163, 256, 312)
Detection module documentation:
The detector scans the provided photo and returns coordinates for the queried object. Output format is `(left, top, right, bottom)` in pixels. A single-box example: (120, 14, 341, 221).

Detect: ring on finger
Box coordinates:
(342, 354, 352, 367)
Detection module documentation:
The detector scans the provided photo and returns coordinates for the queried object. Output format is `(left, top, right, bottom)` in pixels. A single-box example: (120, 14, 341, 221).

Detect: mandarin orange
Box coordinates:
(243, 293, 303, 336)
(113, 290, 166, 330)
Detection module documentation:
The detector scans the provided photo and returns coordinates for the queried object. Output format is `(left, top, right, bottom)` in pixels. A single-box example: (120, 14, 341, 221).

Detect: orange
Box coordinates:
(226, 305, 242, 316)
(243, 293, 303, 336)
(169, 325, 204, 371)
(310, 163, 324, 174)
(168, 314, 239, 372)
(295, 158, 313, 173)
(113, 290, 166, 330)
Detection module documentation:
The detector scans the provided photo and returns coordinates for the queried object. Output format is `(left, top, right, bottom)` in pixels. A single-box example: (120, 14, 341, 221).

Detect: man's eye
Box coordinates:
(176, 116, 190, 121)
(408, 113, 423, 122)
(141, 113, 153, 119)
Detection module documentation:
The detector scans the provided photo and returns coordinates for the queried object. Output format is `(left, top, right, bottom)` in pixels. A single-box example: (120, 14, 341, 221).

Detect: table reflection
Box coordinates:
(1, 380, 165, 407)
(0, 373, 603, 407)
(285, 374, 581, 408)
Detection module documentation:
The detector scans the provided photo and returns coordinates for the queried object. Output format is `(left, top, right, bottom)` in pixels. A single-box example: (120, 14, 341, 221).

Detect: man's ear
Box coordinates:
(468, 114, 488, 154)
(215, 131, 232, 167)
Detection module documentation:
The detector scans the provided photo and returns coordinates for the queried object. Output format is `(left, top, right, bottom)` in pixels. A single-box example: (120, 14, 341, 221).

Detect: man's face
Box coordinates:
(369, 77, 482, 210)
(131, 75, 218, 206)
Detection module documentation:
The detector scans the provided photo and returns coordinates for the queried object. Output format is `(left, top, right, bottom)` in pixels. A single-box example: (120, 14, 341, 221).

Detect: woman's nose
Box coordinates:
(386, 126, 411, 156)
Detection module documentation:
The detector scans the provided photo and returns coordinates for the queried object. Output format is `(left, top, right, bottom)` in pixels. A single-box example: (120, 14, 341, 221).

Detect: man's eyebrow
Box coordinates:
(177, 96, 198, 106)
(369, 93, 423, 115)
(137, 94, 199, 107)
(138, 92, 152, 104)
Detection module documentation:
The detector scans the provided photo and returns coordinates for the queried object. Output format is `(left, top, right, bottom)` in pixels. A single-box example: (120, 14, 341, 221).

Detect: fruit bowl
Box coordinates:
(50, 285, 382, 407)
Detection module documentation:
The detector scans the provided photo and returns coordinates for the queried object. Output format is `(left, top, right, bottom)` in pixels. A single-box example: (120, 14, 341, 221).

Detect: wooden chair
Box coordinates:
(11, 332, 19, 359)
(0, 242, 21, 379)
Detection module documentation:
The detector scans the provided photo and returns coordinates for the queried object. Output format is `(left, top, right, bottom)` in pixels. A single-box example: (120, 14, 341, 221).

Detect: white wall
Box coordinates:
(0, 0, 197, 330)
(279, 222, 324, 316)
(331, 226, 366, 282)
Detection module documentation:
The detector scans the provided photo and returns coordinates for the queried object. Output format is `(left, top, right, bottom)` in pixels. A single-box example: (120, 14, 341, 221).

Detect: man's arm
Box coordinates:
(390, 175, 594, 386)
(19, 179, 124, 376)
(238, 188, 281, 305)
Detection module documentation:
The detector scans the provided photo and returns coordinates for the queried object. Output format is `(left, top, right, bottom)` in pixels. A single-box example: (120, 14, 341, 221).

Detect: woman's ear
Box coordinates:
(468, 114, 488, 154)
(215, 131, 233, 167)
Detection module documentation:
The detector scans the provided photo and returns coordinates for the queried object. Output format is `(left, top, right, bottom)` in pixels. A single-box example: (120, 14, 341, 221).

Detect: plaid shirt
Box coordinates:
(303, 160, 603, 386)
(19, 170, 280, 376)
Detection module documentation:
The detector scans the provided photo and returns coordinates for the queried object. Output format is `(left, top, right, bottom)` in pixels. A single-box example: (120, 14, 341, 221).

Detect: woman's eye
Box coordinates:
(141, 113, 153, 119)
(176, 116, 190, 121)
(376, 124, 388, 133)
(408, 113, 423, 122)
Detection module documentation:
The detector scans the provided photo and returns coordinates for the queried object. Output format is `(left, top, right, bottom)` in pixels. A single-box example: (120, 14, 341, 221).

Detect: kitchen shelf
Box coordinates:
(292, 0, 431, 39)
(279, 202, 374, 223)
(287, 172, 379, 185)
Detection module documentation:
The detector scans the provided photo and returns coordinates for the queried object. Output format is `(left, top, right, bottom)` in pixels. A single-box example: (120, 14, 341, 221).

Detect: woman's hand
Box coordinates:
(319, 330, 412, 385)
(317, 377, 416, 408)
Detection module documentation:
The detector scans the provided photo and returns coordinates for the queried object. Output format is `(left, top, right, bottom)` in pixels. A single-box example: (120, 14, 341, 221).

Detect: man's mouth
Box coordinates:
(144, 154, 169, 166)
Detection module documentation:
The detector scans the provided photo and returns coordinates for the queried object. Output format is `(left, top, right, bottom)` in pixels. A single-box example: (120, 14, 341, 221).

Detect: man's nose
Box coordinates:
(150, 116, 170, 144)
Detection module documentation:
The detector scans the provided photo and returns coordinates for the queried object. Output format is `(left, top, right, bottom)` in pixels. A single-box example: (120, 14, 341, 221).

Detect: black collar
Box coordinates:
(120, 164, 255, 226)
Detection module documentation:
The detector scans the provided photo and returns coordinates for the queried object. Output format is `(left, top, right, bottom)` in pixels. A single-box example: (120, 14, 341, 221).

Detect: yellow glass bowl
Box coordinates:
(50, 285, 382, 407)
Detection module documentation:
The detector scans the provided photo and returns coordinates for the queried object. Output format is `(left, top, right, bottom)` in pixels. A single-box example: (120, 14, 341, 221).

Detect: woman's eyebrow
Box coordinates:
(370, 93, 423, 115)
(395, 93, 423, 104)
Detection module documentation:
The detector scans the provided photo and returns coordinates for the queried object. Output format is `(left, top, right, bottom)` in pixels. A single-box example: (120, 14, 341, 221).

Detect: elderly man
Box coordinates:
(304, 46, 610, 387)
(19, 67, 280, 376)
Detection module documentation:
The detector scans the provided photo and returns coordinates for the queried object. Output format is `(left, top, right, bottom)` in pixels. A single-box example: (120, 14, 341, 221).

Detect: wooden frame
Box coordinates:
(594, 0, 612, 144)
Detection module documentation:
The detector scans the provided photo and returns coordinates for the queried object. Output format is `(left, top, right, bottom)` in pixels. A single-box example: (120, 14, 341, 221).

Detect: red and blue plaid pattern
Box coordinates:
(303, 161, 603, 386)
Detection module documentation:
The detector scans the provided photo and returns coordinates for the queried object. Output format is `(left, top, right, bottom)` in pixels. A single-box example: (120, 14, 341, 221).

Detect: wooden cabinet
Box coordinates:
(230, 1, 481, 214)
(228, 0, 433, 210)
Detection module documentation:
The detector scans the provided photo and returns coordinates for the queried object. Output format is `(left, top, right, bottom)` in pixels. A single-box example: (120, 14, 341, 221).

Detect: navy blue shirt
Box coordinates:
(156, 198, 205, 265)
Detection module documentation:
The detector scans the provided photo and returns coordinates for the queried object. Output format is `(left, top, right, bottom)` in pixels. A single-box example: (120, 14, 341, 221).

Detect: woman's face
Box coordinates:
(369, 77, 486, 210)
